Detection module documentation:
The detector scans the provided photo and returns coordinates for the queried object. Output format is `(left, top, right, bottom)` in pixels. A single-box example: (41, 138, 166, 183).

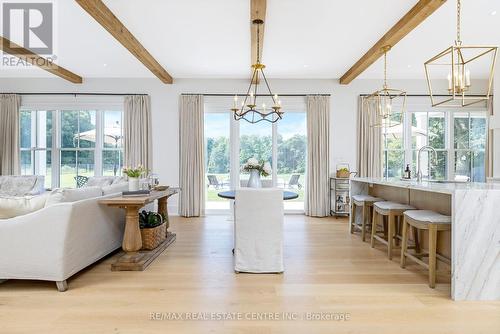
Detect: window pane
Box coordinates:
(411, 112, 427, 149)
(455, 151, 471, 180)
(78, 150, 95, 179)
(470, 115, 486, 150)
(204, 112, 230, 210)
(433, 151, 447, 180)
(103, 111, 123, 149)
(385, 119, 403, 150)
(454, 113, 470, 149)
(103, 150, 123, 176)
(20, 111, 32, 148)
(35, 150, 52, 189)
(472, 151, 485, 182)
(277, 112, 307, 210)
(428, 112, 445, 149)
(61, 111, 79, 148)
(60, 150, 77, 187)
(240, 120, 272, 185)
(20, 150, 33, 175)
(37, 110, 53, 148)
(387, 150, 404, 178)
(78, 111, 97, 148)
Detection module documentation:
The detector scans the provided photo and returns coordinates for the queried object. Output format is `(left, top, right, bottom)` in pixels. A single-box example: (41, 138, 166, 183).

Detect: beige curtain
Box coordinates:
(357, 96, 383, 177)
(305, 95, 330, 217)
(124, 95, 153, 172)
(0, 94, 21, 175)
(179, 95, 205, 217)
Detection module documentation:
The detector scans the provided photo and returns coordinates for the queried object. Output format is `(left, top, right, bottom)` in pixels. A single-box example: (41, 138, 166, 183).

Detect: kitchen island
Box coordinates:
(351, 177, 500, 301)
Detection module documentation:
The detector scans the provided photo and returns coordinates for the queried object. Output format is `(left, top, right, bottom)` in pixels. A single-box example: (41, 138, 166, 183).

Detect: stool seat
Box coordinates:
(374, 201, 415, 211)
(404, 210, 451, 224)
(352, 194, 383, 203)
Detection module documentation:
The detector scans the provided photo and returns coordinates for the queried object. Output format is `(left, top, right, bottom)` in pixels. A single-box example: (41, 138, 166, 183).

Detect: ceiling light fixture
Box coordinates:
(491, 10, 497, 16)
(424, 0, 498, 107)
(231, 19, 283, 124)
(366, 45, 406, 129)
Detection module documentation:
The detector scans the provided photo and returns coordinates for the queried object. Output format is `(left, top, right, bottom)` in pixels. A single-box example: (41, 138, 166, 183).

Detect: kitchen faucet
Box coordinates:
(417, 145, 437, 182)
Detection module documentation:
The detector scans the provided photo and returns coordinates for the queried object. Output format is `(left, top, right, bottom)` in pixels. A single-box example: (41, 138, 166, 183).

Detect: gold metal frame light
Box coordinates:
(424, 0, 498, 107)
(231, 19, 283, 124)
(366, 45, 407, 128)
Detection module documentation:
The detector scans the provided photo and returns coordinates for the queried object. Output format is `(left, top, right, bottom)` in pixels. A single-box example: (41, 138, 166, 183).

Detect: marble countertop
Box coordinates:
(351, 177, 500, 195)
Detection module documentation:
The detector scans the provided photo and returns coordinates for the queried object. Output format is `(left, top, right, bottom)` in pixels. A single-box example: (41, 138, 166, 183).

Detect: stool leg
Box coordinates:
(413, 227, 421, 254)
(370, 209, 377, 248)
(400, 217, 409, 268)
(361, 204, 367, 242)
(428, 224, 438, 288)
(387, 214, 395, 260)
(350, 202, 356, 234)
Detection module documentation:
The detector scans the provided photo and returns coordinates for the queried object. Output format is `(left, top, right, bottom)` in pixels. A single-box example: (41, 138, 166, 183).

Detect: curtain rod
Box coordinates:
(359, 93, 493, 97)
(181, 93, 331, 97)
(3, 93, 147, 96)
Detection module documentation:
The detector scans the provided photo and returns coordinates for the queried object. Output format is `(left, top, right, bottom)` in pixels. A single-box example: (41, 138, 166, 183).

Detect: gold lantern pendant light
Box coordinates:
(367, 45, 407, 128)
(231, 19, 283, 124)
(424, 0, 498, 107)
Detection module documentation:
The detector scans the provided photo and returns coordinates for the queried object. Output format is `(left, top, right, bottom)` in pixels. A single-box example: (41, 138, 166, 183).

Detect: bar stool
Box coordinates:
(371, 201, 415, 260)
(350, 194, 383, 242)
(400, 210, 451, 288)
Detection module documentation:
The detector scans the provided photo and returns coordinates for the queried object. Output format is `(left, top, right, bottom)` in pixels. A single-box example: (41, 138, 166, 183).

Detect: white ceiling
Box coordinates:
(1, 0, 499, 80)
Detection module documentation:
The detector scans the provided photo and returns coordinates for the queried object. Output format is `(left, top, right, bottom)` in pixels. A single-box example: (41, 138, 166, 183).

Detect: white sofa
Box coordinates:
(0, 186, 126, 292)
(0, 175, 45, 196)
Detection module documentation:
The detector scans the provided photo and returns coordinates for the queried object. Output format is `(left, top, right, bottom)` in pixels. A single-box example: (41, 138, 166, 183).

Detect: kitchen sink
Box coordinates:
(427, 180, 469, 184)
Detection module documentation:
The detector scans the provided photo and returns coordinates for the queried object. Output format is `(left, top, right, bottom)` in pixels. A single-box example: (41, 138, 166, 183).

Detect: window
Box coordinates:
(60, 110, 96, 187)
(102, 111, 124, 177)
(382, 100, 487, 182)
(203, 97, 307, 212)
(20, 109, 123, 189)
(454, 112, 486, 182)
(20, 110, 53, 188)
(205, 112, 231, 210)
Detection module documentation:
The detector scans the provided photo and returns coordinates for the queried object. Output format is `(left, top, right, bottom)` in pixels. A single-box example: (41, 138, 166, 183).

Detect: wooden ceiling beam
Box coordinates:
(339, 0, 447, 85)
(75, 0, 173, 84)
(250, 0, 266, 84)
(0, 36, 82, 83)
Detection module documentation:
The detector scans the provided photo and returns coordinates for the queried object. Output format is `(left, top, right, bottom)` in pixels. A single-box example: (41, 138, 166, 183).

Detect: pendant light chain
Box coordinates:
(256, 23, 261, 64)
(456, 0, 461, 45)
(383, 51, 388, 89)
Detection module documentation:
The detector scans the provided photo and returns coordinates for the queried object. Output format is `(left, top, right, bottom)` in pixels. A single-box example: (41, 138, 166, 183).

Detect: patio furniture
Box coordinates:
(285, 174, 302, 189)
(75, 175, 89, 188)
(207, 175, 228, 189)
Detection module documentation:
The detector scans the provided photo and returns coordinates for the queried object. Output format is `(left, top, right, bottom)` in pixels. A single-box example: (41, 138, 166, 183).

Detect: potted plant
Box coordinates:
(241, 158, 272, 188)
(139, 211, 166, 250)
(123, 165, 148, 191)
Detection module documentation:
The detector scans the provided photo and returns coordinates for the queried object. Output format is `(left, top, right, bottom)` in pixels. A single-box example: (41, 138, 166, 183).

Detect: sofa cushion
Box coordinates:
(0, 176, 39, 196)
(102, 182, 128, 196)
(0, 193, 49, 219)
(85, 176, 116, 188)
(45, 186, 103, 207)
(112, 176, 126, 184)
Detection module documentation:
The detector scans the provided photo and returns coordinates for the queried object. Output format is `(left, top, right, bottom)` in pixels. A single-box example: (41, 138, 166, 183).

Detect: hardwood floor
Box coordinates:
(1, 215, 499, 333)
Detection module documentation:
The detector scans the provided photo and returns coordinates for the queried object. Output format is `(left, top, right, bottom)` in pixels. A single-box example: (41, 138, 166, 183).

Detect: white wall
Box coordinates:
(0, 76, 482, 209)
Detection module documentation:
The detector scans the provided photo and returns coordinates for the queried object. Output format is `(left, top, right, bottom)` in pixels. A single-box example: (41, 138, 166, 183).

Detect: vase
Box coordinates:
(247, 169, 262, 188)
(128, 177, 140, 191)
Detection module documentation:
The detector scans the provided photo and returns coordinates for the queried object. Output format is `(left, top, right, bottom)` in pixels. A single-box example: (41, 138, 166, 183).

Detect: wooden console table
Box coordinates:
(99, 188, 179, 271)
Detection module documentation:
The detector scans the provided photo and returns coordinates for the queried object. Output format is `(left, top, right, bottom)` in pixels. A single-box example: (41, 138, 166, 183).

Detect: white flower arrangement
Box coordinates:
(242, 158, 272, 177)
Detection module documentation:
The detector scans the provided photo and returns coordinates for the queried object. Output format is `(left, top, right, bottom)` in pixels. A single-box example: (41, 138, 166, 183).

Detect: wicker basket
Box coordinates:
(140, 222, 167, 250)
(336, 170, 350, 178)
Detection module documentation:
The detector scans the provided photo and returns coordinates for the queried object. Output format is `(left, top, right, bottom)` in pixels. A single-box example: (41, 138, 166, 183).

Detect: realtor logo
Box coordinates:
(2, 1, 53, 54)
